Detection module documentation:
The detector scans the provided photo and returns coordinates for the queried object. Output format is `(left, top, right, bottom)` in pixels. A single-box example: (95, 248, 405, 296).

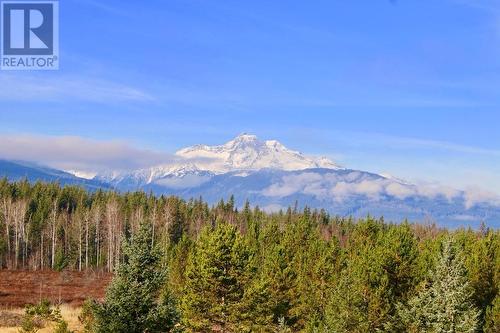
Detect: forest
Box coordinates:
(0, 179, 499, 332)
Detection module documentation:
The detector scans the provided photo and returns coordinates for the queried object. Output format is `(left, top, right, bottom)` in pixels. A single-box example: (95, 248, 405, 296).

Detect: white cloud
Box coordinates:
(330, 180, 386, 201)
(0, 134, 175, 173)
(353, 180, 386, 198)
(0, 74, 155, 104)
(463, 186, 500, 209)
(261, 172, 323, 197)
(260, 171, 500, 209)
(262, 172, 391, 201)
(385, 182, 416, 199)
(261, 204, 286, 213)
(414, 182, 461, 201)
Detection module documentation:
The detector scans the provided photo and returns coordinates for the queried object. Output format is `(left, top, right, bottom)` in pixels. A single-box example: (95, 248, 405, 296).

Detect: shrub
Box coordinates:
(20, 299, 71, 333)
(78, 299, 97, 333)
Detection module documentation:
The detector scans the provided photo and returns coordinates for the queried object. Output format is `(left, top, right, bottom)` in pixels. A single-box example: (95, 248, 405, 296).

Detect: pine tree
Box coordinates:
(91, 222, 179, 333)
(321, 222, 418, 333)
(398, 239, 480, 333)
(167, 235, 192, 298)
(181, 222, 251, 332)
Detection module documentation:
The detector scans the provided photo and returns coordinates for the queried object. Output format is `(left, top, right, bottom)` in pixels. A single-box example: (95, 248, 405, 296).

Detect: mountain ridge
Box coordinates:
(0, 135, 498, 227)
(96, 134, 342, 188)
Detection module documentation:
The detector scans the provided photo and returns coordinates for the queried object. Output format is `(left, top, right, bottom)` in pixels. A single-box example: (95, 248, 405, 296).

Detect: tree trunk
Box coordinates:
(51, 201, 57, 269)
(85, 213, 89, 270)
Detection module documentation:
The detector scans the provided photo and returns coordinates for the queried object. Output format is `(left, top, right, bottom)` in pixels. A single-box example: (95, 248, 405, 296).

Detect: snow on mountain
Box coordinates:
(175, 133, 341, 173)
(3, 135, 500, 227)
(83, 134, 500, 227)
(96, 134, 342, 187)
(66, 170, 97, 180)
(95, 163, 215, 191)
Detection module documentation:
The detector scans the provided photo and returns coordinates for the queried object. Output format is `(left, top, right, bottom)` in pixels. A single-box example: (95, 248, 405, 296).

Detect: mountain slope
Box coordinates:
(2, 134, 498, 227)
(0, 160, 110, 190)
(176, 133, 340, 172)
(98, 134, 341, 189)
(89, 134, 500, 227)
(142, 168, 499, 228)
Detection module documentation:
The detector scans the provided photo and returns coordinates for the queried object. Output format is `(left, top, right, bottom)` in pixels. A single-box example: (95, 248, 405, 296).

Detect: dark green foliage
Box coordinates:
(78, 300, 96, 333)
(181, 222, 252, 332)
(91, 223, 179, 333)
(25, 299, 53, 318)
(321, 221, 419, 332)
(0, 181, 498, 332)
(258, 213, 340, 331)
(167, 235, 193, 298)
(53, 247, 68, 271)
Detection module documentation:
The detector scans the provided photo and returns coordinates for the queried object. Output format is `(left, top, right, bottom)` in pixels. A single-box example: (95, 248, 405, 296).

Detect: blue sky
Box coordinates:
(0, 0, 500, 193)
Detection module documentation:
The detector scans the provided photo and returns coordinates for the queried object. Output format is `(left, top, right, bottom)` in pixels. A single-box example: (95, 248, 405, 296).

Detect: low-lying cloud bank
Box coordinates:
(0, 134, 176, 174)
(261, 171, 500, 209)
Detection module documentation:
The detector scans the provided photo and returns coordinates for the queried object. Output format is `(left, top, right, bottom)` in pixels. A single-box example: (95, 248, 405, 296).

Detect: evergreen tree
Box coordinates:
(457, 229, 498, 329)
(181, 222, 251, 332)
(0, 180, 499, 332)
(91, 223, 179, 333)
(321, 221, 418, 332)
(321, 265, 370, 333)
(398, 239, 480, 333)
(167, 234, 193, 298)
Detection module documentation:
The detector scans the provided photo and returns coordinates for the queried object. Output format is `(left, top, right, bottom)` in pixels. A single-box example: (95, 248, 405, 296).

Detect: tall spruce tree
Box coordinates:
(91, 223, 179, 333)
(181, 222, 251, 332)
(398, 239, 480, 333)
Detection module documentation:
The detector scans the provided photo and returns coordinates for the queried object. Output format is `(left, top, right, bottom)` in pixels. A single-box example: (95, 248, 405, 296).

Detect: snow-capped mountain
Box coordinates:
(85, 134, 500, 227)
(96, 134, 341, 189)
(4, 134, 497, 227)
(176, 133, 341, 173)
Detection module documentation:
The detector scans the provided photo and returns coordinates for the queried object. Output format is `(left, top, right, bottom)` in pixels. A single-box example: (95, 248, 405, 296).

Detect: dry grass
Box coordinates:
(0, 305, 82, 333)
(0, 270, 111, 308)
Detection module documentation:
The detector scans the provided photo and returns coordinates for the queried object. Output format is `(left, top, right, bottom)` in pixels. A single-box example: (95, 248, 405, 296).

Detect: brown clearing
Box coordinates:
(0, 270, 112, 308)
(0, 270, 112, 332)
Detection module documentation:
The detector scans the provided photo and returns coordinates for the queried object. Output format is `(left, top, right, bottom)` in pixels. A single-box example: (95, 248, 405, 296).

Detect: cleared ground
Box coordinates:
(0, 270, 112, 332)
(0, 270, 112, 307)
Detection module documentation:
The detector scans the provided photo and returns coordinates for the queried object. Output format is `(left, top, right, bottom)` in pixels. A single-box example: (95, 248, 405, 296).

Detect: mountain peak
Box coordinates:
(233, 133, 258, 141)
(98, 134, 341, 186)
(176, 134, 341, 172)
(224, 133, 262, 150)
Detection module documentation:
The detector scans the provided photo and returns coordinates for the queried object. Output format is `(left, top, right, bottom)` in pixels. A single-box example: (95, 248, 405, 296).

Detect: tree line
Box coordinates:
(0, 179, 499, 332)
